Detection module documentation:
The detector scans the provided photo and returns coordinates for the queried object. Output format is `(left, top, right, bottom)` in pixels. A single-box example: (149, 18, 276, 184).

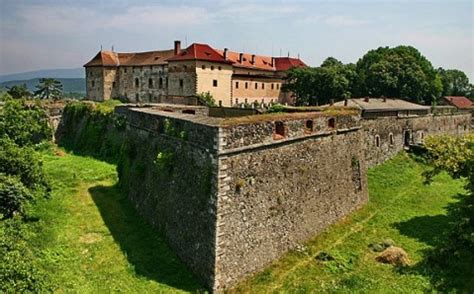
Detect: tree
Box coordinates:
(7, 84, 31, 99)
(355, 46, 442, 105)
(283, 58, 355, 106)
(438, 68, 471, 97)
(197, 91, 216, 107)
(34, 78, 63, 100)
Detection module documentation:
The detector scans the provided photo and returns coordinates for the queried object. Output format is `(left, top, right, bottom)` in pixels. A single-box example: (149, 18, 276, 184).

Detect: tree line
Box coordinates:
(283, 45, 473, 106)
(5, 78, 63, 100)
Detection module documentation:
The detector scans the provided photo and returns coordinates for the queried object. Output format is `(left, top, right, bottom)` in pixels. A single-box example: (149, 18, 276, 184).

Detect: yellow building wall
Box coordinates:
(195, 61, 233, 107)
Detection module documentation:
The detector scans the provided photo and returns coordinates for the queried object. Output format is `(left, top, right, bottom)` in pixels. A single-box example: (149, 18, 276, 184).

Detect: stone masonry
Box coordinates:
(115, 104, 471, 291)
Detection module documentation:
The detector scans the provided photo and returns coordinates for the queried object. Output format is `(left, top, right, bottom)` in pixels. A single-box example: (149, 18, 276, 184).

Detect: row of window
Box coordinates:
(202, 65, 222, 71)
(235, 81, 280, 90)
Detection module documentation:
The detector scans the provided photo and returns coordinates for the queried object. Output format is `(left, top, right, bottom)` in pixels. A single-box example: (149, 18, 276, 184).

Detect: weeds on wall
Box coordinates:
(58, 100, 125, 163)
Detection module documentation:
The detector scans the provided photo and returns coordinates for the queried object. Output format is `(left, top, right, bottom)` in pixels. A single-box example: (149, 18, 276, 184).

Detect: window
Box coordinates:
(218, 100, 222, 106)
(245, 82, 248, 89)
(389, 133, 394, 145)
(271, 83, 274, 90)
(124, 68, 127, 73)
(305, 120, 313, 132)
(255, 83, 258, 89)
(159, 77, 163, 89)
(375, 135, 380, 147)
(213, 80, 218, 87)
(202, 65, 206, 70)
(183, 65, 187, 70)
(182, 109, 196, 115)
(112, 81, 116, 88)
(328, 118, 335, 128)
(135, 78, 139, 88)
(166, 78, 168, 87)
(245, 98, 248, 104)
(277, 84, 280, 90)
(274, 121, 285, 139)
(236, 98, 239, 104)
(218, 66, 222, 70)
(148, 78, 153, 88)
(262, 83, 265, 89)
(91, 81, 95, 87)
(420, 132, 424, 142)
(135, 93, 139, 101)
(236, 81, 239, 89)
(211, 66, 215, 70)
(179, 79, 184, 88)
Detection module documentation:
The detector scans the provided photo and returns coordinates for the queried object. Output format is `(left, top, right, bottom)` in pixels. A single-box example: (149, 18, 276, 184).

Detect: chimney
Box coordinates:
(271, 57, 275, 67)
(239, 53, 244, 63)
(364, 96, 370, 102)
(174, 40, 181, 55)
(344, 98, 348, 106)
(224, 48, 228, 60)
(251, 54, 256, 64)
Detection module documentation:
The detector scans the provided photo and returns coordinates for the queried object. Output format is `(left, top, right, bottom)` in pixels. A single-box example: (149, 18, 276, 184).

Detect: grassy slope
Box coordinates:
(232, 152, 468, 293)
(29, 151, 467, 292)
(32, 152, 204, 292)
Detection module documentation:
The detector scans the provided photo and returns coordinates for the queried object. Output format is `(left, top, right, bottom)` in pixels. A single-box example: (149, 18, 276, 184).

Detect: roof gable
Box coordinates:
(167, 43, 231, 63)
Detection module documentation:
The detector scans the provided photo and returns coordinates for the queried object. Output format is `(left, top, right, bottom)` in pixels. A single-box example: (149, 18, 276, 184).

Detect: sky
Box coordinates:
(0, 0, 473, 80)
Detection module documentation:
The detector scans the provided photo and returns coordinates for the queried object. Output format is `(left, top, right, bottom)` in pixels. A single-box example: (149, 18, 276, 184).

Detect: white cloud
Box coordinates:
(324, 15, 371, 27)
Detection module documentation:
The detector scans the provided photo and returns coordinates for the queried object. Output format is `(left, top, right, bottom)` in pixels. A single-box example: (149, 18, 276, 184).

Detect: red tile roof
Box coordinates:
(84, 49, 175, 67)
(274, 57, 307, 71)
(167, 43, 232, 64)
(443, 96, 474, 109)
(84, 42, 307, 72)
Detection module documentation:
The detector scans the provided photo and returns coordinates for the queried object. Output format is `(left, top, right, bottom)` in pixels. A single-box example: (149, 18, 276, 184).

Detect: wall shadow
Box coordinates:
(393, 193, 474, 292)
(89, 184, 206, 292)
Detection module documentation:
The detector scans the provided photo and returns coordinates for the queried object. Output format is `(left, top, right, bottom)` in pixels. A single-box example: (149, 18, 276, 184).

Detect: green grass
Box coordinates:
(30, 151, 205, 292)
(232, 152, 470, 293)
(20, 150, 470, 292)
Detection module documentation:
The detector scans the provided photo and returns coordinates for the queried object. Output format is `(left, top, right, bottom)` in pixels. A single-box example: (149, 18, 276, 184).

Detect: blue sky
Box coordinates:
(1, 0, 472, 80)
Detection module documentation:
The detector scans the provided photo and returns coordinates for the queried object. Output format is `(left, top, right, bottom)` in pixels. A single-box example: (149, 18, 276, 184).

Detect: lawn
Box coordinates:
(31, 151, 205, 292)
(25, 150, 470, 292)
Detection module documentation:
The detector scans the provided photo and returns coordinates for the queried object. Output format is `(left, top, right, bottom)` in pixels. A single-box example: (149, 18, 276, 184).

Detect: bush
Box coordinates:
(0, 137, 50, 199)
(197, 92, 216, 107)
(0, 217, 50, 292)
(0, 98, 52, 146)
(0, 174, 34, 219)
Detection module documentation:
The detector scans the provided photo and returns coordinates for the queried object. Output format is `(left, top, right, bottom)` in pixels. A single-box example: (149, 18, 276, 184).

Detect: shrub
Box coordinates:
(0, 137, 50, 197)
(0, 217, 50, 292)
(0, 98, 52, 146)
(0, 174, 34, 219)
(197, 92, 216, 107)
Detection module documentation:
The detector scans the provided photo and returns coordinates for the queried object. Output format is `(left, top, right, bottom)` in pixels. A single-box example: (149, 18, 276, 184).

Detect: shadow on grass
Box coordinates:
(393, 193, 474, 292)
(89, 184, 206, 293)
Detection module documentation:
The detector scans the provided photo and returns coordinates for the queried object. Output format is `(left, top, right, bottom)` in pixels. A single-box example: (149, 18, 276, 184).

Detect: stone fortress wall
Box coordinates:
(114, 104, 471, 291)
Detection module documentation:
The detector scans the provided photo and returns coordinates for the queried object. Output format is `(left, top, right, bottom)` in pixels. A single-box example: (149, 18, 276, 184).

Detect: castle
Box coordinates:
(84, 41, 306, 106)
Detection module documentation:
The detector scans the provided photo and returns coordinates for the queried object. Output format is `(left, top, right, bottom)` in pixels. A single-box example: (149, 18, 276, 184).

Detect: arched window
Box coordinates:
(328, 118, 335, 129)
(375, 135, 380, 147)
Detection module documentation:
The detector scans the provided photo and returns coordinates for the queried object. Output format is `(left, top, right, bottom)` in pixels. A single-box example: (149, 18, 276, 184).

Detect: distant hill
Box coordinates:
(1, 78, 86, 94)
(0, 68, 84, 83)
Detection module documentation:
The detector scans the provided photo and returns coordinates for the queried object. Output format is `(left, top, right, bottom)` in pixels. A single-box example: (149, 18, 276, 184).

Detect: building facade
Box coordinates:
(84, 41, 306, 106)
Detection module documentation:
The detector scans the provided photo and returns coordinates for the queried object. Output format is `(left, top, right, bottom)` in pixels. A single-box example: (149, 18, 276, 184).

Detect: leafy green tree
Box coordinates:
(7, 84, 31, 99)
(355, 46, 442, 104)
(283, 58, 355, 105)
(0, 99, 52, 146)
(438, 68, 471, 97)
(197, 91, 216, 107)
(34, 78, 63, 100)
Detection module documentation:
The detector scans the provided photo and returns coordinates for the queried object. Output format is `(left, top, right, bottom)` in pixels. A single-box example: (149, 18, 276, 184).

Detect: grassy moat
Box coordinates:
(26, 150, 471, 292)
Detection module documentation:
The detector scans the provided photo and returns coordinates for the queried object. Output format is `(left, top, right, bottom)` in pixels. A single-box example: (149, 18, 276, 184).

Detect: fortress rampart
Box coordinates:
(110, 104, 471, 291)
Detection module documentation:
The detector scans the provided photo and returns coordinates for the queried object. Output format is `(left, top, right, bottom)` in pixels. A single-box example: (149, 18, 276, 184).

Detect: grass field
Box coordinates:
(27, 150, 470, 292)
